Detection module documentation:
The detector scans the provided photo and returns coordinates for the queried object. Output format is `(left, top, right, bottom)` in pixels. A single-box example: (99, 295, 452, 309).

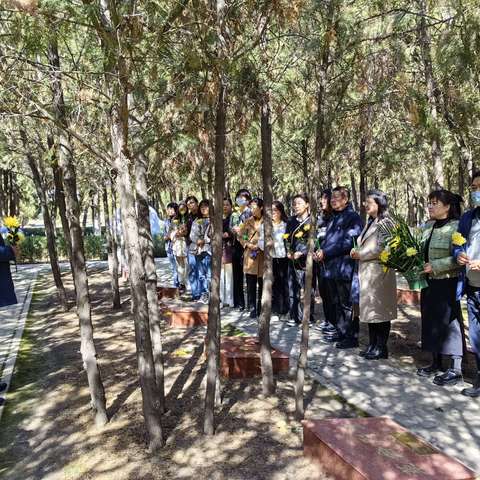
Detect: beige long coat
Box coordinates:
(357, 218, 397, 324)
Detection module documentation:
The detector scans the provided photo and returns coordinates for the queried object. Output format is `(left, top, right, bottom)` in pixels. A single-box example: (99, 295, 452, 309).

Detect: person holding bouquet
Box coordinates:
(0, 216, 18, 308)
(285, 193, 315, 326)
(316, 187, 363, 348)
(350, 190, 397, 360)
(238, 197, 264, 319)
(454, 172, 480, 397)
(417, 189, 464, 386)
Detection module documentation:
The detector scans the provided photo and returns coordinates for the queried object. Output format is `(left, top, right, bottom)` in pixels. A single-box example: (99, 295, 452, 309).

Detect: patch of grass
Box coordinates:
(0, 275, 51, 473)
(221, 324, 247, 337)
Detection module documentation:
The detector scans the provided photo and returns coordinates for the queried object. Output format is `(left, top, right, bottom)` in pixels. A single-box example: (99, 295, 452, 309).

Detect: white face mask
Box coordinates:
(471, 191, 480, 207)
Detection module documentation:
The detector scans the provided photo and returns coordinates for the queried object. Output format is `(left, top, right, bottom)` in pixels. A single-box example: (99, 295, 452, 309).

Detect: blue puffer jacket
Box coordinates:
(452, 208, 479, 297)
(0, 236, 17, 307)
(321, 203, 364, 282)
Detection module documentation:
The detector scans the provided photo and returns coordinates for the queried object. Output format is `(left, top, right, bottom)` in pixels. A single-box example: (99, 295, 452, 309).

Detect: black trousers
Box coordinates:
(326, 278, 358, 341)
(232, 241, 245, 308)
(367, 322, 391, 347)
(316, 266, 335, 326)
(246, 274, 263, 313)
(288, 263, 315, 324)
(272, 257, 289, 315)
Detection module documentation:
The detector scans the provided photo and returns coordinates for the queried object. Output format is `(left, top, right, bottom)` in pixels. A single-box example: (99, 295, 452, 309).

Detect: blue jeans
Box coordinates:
(187, 252, 201, 299)
(167, 252, 179, 287)
(467, 285, 480, 369)
(196, 253, 211, 296)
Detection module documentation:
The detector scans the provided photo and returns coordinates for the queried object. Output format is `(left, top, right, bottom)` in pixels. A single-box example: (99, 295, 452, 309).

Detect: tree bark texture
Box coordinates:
(204, 80, 226, 436)
(259, 95, 275, 396)
(135, 152, 165, 413)
(47, 35, 108, 427)
(21, 128, 68, 311)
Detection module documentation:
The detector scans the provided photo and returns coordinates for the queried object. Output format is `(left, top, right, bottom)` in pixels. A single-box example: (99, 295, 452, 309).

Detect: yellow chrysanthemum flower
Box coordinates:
(282, 233, 290, 239)
(389, 236, 401, 249)
(3, 216, 20, 229)
(303, 224, 311, 231)
(406, 247, 418, 257)
(295, 231, 304, 238)
(452, 232, 467, 246)
(379, 250, 390, 263)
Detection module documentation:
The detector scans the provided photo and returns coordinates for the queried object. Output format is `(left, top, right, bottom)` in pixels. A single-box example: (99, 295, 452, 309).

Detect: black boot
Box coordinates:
(433, 369, 463, 386)
(358, 345, 375, 357)
(461, 375, 480, 397)
(365, 345, 388, 360)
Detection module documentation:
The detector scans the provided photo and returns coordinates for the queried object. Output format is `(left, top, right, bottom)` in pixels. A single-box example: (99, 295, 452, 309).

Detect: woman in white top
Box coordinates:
(259, 201, 289, 315)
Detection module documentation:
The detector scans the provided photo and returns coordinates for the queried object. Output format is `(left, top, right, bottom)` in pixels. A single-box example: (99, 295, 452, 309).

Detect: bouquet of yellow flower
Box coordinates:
(377, 214, 427, 290)
(3, 216, 24, 246)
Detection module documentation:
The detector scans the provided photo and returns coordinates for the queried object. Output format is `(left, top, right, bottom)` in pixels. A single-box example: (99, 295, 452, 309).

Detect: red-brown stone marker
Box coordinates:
(160, 299, 208, 327)
(219, 336, 289, 379)
(303, 417, 476, 480)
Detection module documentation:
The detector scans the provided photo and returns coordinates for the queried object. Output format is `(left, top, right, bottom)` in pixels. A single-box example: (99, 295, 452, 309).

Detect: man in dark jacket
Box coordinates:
(0, 235, 17, 308)
(0, 234, 17, 406)
(316, 186, 363, 349)
(453, 171, 480, 398)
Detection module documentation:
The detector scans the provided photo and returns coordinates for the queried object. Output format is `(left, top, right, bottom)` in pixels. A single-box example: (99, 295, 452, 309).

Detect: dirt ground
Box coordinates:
(0, 268, 358, 480)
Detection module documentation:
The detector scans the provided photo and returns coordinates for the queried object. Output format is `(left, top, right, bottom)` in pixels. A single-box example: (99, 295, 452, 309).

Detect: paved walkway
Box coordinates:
(0, 264, 40, 419)
(154, 258, 480, 473)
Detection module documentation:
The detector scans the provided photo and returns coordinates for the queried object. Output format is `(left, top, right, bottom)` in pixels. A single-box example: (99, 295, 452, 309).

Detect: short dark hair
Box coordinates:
(223, 197, 233, 207)
(428, 189, 463, 220)
(199, 199, 210, 209)
(332, 186, 350, 200)
(366, 189, 388, 218)
(235, 189, 251, 201)
(321, 188, 332, 199)
(273, 200, 289, 222)
(166, 202, 178, 210)
(472, 172, 480, 182)
(250, 197, 264, 213)
(185, 195, 198, 204)
(292, 193, 310, 204)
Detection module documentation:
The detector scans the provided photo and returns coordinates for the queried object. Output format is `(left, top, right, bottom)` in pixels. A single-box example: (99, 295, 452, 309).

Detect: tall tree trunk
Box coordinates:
(136, 152, 165, 413)
(258, 93, 275, 395)
(350, 170, 359, 211)
(204, 80, 226, 436)
(47, 35, 108, 427)
(102, 187, 121, 309)
(21, 128, 68, 311)
(359, 135, 368, 222)
(417, 0, 443, 187)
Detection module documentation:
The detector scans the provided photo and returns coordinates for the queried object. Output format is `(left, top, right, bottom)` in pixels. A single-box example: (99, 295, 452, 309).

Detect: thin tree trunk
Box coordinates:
(359, 135, 368, 222)
(258, 92, 275, 396)
(47, 35, 108, 427)
(350, 170, 359, 212)
(102, 187, 121, 309)
(136, 152, 165, 413)
(21, 128, 68, 311)
(204, 79, 226, 436)
(417, 0, 443, 187)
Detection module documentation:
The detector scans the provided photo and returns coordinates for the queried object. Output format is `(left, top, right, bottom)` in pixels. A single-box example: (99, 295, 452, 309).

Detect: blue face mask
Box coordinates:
(236, 197, 248, 207)
(471, 191, 480, 207)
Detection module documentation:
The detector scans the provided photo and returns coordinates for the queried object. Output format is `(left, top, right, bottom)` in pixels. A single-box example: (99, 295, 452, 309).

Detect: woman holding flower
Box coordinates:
(238, 197, 264, 318)
(417, 190, 464, 387)
(259, 200, 289, 316)
(1, 216, 19, 308)
(285, 193, 315, 326)
(350, 190, 397, 360)
(170, 201, 189, 294)
(189, 199, 212, 304)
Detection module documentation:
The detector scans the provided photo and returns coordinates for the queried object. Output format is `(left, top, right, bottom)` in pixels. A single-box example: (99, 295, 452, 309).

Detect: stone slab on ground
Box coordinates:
(219, 336, 289, 378)
(153, 257, 480, 474)
(303, 417, 476, 480)
(160, 298, 208, 327)
(157, 286, 178, 300)
(397, 288, 421, 305)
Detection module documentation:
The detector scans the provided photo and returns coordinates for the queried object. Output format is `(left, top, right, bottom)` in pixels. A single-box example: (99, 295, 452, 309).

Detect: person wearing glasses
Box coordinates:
(316, 186, 363, 348)
(417, 189, 464, 387)
(454, 172, 480, 397)
(350, 190, 397, 360)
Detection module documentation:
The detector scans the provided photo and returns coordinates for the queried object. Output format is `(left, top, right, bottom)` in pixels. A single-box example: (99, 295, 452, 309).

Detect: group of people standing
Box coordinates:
(164, 179, 480, 400)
